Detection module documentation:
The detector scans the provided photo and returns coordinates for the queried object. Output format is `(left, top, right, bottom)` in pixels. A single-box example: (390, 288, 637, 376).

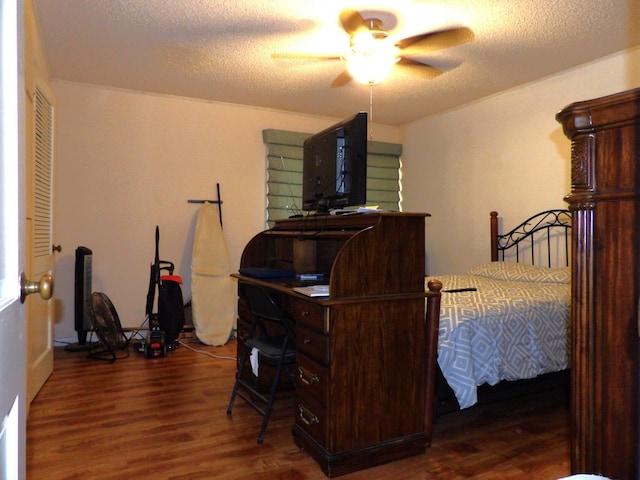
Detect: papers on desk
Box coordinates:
(330, 206, 397, 215)
(293, 285, 330, 297)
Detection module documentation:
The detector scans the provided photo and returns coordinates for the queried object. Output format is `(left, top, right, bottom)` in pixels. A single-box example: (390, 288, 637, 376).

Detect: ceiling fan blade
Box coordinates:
(331, 70, 353, 88)
(396, 58, 443, 80)
(271, 52, 343, 61)
(396, 26, 475, 56)
(339, 9, 365, 35)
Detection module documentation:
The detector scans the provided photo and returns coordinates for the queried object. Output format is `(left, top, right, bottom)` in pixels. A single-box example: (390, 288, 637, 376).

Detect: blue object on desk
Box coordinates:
(296, 273, 325, 281)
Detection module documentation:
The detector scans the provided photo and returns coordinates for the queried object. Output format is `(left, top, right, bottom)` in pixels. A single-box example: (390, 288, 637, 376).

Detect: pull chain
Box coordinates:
(368, 81, 374, 140)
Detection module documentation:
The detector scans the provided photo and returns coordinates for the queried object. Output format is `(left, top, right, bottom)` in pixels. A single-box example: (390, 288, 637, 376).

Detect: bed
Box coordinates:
(427, 209, 572, 412)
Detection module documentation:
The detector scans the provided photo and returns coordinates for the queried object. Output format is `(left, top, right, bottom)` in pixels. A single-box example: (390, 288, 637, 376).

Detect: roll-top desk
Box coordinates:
(233, 212, 442, 477)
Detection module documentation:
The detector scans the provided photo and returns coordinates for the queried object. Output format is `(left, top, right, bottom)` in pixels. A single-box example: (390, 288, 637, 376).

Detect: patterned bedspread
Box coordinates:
(426, 262, 570, 409)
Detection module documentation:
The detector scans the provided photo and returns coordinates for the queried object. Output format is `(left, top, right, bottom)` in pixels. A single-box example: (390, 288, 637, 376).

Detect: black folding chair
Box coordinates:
(227, 282, 296, 444)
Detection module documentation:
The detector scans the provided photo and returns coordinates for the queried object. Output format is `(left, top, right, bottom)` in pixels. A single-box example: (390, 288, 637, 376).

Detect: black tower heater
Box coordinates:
(64, 246, 98, 352)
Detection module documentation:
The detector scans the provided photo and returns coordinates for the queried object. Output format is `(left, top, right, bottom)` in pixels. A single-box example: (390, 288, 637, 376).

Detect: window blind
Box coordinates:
(263, 129, 402, 223)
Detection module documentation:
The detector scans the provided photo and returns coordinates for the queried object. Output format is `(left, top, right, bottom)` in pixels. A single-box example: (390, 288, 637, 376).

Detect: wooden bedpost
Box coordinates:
(424, 278, 442, 443)
(490, 211, 499, 261)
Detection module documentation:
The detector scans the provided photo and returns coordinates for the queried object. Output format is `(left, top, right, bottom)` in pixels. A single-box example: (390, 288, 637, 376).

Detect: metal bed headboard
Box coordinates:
(490, 210, 572, 267)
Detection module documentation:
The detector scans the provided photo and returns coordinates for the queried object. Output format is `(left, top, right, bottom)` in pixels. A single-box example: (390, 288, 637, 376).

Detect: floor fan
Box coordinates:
(87, 292, 129, 362)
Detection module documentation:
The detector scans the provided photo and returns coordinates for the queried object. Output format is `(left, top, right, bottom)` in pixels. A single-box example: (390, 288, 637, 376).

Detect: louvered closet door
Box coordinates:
(26, 84, 55, 404)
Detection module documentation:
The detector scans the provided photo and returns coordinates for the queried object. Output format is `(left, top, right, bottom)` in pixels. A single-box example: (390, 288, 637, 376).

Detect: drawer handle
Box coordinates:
(297, 365, 319, 385)
(301, 310, 310, 316)
(298, 404, 319, 426)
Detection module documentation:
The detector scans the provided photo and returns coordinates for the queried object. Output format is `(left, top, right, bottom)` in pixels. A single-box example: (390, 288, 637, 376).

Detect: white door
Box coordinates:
(0, 0, 26, 479)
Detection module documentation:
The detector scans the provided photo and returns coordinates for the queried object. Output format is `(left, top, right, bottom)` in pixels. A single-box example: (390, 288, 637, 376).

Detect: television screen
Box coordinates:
(302, 112, 367, 212)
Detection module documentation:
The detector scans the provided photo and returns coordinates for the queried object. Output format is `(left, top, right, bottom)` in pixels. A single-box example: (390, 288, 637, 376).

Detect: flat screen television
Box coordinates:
(302, 112, 367, 213)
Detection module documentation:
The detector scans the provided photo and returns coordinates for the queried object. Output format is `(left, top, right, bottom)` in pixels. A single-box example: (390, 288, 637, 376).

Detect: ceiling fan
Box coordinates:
(273, 9, 475, 87)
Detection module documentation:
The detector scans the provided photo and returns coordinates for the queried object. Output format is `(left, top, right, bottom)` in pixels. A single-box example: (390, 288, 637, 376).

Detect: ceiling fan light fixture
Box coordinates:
(345, 41, 399, 85)
(350, 23, 387, 48)
(278, 10, 475, 88)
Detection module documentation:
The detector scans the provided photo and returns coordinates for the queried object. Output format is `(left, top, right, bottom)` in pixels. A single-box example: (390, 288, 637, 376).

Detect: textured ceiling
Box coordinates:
(33, 0, 640, 126)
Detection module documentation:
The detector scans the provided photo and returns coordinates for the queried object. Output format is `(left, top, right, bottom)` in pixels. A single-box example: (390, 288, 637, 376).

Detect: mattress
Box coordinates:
(426, 262, 571, 409)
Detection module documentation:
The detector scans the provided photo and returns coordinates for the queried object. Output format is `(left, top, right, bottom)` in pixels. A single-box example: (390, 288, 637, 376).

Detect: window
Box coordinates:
(263, 129, 402, 223)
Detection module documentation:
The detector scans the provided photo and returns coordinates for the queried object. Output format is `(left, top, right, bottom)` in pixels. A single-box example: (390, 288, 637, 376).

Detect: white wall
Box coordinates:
(52, 46, 640, 341)
(52, 81, 401, 341)
(401, 46, 640, 275)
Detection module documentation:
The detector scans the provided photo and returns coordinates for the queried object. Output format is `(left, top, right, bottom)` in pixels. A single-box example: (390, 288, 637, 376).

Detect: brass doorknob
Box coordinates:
(19, 272, 54, 304)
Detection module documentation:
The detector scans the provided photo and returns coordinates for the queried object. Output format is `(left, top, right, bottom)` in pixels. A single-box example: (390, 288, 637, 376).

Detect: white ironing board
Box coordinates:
(190, 201, 234, 345)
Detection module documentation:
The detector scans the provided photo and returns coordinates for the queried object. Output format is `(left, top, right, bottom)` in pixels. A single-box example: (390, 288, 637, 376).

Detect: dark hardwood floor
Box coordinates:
(27, 337, 570, 479)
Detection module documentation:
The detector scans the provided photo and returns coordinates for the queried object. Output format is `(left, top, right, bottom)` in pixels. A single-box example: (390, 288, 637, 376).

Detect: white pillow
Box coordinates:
(466, 261, 570, 284)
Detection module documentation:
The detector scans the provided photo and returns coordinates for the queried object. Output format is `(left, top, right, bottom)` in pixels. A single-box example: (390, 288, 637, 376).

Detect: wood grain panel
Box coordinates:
(558, 86, 640, 479)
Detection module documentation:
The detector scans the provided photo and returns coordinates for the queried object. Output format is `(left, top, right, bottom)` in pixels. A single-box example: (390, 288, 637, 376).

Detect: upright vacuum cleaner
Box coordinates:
(142, 226, 185, 357)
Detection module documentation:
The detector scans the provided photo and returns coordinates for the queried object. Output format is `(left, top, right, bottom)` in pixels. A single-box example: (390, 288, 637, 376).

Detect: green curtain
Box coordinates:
(263, 129, 402, 223)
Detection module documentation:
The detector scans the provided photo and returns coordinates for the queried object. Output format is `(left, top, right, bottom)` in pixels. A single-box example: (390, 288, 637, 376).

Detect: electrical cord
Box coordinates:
(58, 313, 236, 361)
(178, 339, 236, 361)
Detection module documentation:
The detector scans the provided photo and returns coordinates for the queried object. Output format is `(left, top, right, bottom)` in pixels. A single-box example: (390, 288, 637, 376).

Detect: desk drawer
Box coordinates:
(296, 352, 329, 408)
(289, 297, 327, 333)
(296, 325, 330, 365)
(296, 390, 327, 446)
